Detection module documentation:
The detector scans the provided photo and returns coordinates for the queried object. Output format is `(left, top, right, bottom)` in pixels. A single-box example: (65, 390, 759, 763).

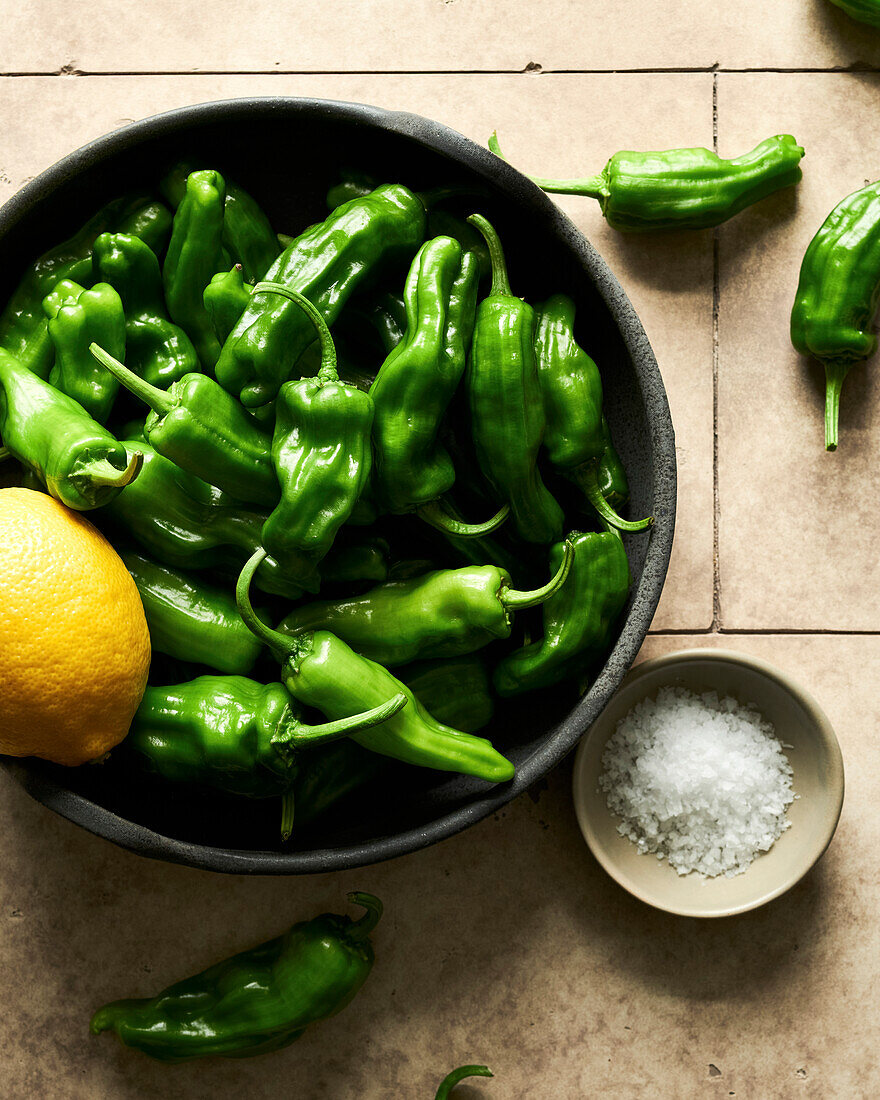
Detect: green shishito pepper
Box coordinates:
(466, 214, 564, 545)
(237, 550, 515, 783)
(92, 232, 200, 389)
(277, 543, 573, 667)
(91, 892, 383, 1062)
(494, 527, 631, 695)
(535, 294, 651, 532)
(791, 179, 880, 450)
(829, 0, 880, 26)
(0, 348, 141, 509)
(163, 170, 227, 369)
(489, 132, 805, 232)
(0, 195, 171, 379)
(42, 279, 125, 424)
(120, 549, 267, 675)
(204, 264, 252, 343)
(125, 676, 405, 839)
(89, 342, 277, 508)
(256, 283, 375, 590)
(435, 1065, 494, 1099)
(216, 184, 426, 407)
(370, 235, 506, 539)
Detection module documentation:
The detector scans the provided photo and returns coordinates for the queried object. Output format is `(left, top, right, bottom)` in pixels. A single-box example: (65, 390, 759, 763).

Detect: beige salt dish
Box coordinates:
(572, 649, 844, 918)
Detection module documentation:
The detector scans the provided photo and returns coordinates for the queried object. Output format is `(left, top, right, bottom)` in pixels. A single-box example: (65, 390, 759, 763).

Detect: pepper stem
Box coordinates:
(435, 1065, 495, 1100)
(824, 359, 851, 452)
(253, 281, 338, 383)
(417, 500, 510, 538)
(488, 131, 607, 199)
(570, 462, 653, 532)
(236, 548, 296, 661)
(89, 342, 175, 416)
(85, 449, 144, 489)
(280, 790, 295, 842)
(278, 694, 408, 747)
(466, 213, 512, 297)
(346, 891, 383, 942)
(502, 539, 574, 610)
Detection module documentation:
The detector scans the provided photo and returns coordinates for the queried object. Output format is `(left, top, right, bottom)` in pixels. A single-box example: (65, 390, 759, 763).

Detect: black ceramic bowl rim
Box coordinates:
(0, 97, 676, 874)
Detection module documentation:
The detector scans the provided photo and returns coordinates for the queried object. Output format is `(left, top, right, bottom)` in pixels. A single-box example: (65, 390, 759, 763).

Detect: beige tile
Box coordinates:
(0, 72, 715, 630)
(0, 632, 872, 1098)
(717, 73, 880, 629)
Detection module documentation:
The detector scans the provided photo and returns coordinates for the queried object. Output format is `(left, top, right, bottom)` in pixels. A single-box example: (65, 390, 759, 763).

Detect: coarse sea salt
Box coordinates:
(599, 686, 796, 878)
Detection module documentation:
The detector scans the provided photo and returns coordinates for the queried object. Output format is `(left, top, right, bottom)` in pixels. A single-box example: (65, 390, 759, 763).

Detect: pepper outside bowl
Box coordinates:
(572, 649, 845, 917)
(0, 97, 676, 874)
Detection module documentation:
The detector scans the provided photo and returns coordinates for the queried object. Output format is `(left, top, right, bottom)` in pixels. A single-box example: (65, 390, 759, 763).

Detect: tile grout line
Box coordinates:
(711, 71, 721, 634)
(1, 66, 879, 78)
(649, 628, 880, 635)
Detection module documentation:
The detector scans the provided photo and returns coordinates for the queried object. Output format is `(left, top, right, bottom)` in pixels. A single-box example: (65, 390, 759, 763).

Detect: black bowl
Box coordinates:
(0, 97, 676, 874)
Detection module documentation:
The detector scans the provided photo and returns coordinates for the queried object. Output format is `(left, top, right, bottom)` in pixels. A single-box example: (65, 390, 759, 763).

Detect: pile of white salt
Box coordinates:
(599, 686, 796, 878)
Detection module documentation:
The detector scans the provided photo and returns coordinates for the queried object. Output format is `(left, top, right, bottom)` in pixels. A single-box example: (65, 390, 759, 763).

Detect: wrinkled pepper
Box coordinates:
(435, 1065, 494, 1099)
(42, 279, 125, 423)
(204, 264, 252, 343)
(237, 550, 515, 782)
(466, 214, 564, 544)
(91, 893, 383, 1061)
(0, 348, 141, 509)
(790, 179, 880, 450)
(494, 527, 631, 695)
(535, 293, 651, 531)
(489, 132, 805, 232)
(277, 542, 573, 667)
(319, 534, 390, 587)
(163, 170, 227, 368)
(90, 342, 278, 507)
(829, 0, 880, 25)
(216, 185, 426, 407)
(92, 232, 200, 388)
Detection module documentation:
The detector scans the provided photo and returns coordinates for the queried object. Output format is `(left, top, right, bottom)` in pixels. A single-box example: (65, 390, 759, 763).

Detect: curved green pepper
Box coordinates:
(276, 544, 573, 667)
(489, 132, 805, 232)
(466, 214, 564, 544)
(92, 232, 200, 389)
(829, 0, 880, 25)
(91, 892, 382, 1062)
(791, 179, 880, 450)
(43, 280, 125, 423)
(494, 527, 631, 695)
(435, 1065, 494, 1099)
(216, 184, 426, 407)
(204, 264, 252, 343)
(0, 348, 141, 509)
(237, 550, 515, 783)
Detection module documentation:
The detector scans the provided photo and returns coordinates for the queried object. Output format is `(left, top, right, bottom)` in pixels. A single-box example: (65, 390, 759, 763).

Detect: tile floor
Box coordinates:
(1, 6, 877, 1097)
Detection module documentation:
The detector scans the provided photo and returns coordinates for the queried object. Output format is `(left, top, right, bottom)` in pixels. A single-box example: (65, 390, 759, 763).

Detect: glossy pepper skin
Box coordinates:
(0, 348, 141, 509)
(0, 195, 170, 379)
(120, 549, 266, 674)
(435, 1065, 494, 1099)
(400, 655, 495, 733)
(237, 551, 515, 783)
(829, 0, 880, 25)
(790, 180, 880, 450)
(204, 265, 252, 343)
(371, 236, 479, 513)
(91, 893, 383, 1062)
(489, 133, 805, 232)
(216, 185, 426, 407)
(494, 528, 631, 695)
(535, 294, 652, 532)
(90, 342, 278, 508)
(163, 170, 227, 368)
(92, 232, 200, 389)
(277, 544, 573, 668)
(259, 284, 374, 590)
(466, 214, 564, 544)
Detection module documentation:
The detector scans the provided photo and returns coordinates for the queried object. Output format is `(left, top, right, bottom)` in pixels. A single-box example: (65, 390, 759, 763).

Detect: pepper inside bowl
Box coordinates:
(0, 97, 675, 874)
(573, 649, 844, 917)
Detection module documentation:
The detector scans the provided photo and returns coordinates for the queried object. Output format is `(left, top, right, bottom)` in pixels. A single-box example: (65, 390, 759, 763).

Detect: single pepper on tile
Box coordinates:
(535, 293, 651, 532)
(0, 348, 141, 509)
(276, 542, 574, 667)
(216, 184, 426, 407)
(237, 549, 515, 782)
(91, 892, 384, 1061)
(43, 279, 125, 423)
(466, 213, 564, 544)
(435, 1065, 494, 1099)
(89, 342, 278, 508)
(828, 0, 880, 25)
(494, 526, 631, 695)
(92, 232, 200, 389)
(489, 132, 805, 232)
(791, 179, 880, 450)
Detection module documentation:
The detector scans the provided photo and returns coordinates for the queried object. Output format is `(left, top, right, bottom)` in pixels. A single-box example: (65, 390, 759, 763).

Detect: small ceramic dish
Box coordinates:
(572, 649, 845, 918)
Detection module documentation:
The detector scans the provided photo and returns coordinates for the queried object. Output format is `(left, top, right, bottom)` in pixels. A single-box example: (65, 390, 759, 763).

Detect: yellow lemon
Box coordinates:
(0, 487, 150, 765)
